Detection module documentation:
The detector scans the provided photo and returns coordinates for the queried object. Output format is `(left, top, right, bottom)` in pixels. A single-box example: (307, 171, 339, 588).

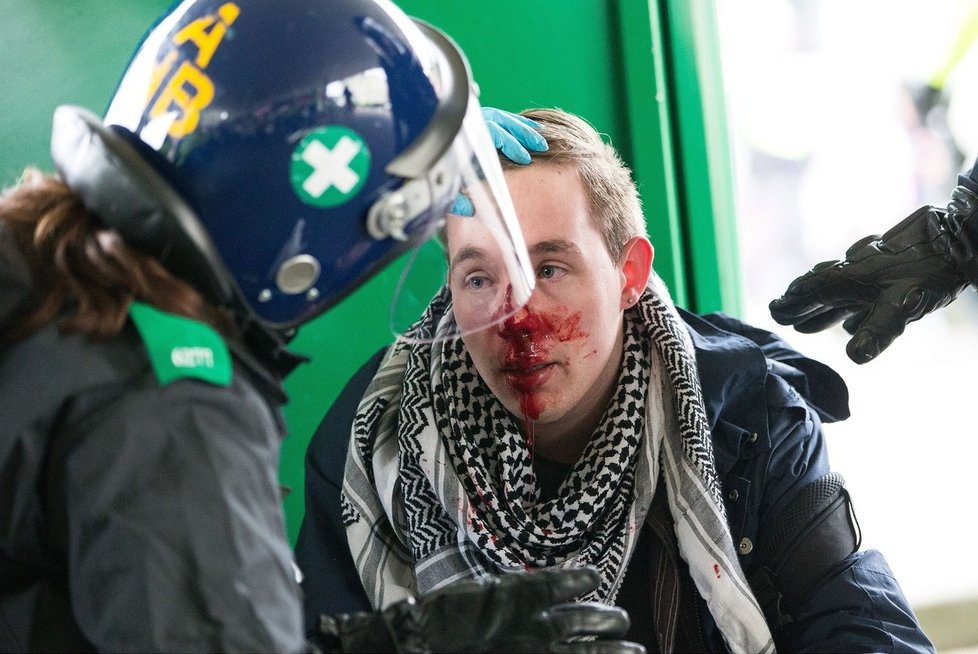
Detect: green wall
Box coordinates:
(0, 1, 173, 183)
(0, 0, 739, 543)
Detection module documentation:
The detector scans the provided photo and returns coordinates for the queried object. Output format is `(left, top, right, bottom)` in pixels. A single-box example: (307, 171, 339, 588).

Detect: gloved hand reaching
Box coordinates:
(451, 107, 548, 215)
(317, 566, 645, 653)
(769, 185, 978, 363)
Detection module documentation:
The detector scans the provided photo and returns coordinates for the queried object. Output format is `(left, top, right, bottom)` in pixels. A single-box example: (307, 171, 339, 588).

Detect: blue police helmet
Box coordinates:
(51, 0, 534, 334)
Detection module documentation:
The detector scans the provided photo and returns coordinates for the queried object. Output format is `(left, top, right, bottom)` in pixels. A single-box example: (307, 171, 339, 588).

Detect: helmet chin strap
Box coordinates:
(51, 105, 308, 368)
(51, 107, 296, 332)
(50, 105, 236, 309)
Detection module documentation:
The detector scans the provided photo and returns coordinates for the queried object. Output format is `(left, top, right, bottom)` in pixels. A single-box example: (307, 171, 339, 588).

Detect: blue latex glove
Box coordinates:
(483, 107, 548, 165)
(451, 108, 548, 215)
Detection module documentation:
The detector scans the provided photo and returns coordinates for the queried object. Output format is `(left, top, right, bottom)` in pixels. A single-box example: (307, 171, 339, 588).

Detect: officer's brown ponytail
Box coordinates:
(0, 168, 233, 343)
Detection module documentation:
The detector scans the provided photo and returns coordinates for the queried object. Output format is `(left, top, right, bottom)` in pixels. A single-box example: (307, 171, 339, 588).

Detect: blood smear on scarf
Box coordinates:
(520, 394, 539, 453)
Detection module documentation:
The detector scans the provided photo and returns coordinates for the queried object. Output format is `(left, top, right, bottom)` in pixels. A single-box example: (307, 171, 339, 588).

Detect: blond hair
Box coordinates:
(502, 108, 647, 262)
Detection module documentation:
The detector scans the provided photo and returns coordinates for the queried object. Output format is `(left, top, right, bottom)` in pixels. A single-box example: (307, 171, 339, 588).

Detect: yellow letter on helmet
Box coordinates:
(173, 2, 241, 69)
(150, 61, 215, 137)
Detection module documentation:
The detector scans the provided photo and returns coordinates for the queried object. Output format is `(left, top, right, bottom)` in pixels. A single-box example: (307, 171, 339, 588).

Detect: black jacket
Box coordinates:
(0, 227, 304, 652)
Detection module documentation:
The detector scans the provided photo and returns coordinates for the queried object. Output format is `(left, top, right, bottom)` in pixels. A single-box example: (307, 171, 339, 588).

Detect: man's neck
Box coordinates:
(525, 334, 625, 465)
(531, 422, 596, 465)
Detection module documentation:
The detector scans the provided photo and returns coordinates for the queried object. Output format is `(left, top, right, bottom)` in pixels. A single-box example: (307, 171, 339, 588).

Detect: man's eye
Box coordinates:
(539, 265, 566, 280)
(465, 275, 489, 290)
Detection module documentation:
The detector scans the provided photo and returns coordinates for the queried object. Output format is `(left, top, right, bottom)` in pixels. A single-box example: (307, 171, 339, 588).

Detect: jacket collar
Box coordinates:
(678, 309, 849, 468)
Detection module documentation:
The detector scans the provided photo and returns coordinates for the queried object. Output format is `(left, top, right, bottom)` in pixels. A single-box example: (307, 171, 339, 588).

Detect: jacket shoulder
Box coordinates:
(306, 347, 388, 485)
(681, 310, 849, 427)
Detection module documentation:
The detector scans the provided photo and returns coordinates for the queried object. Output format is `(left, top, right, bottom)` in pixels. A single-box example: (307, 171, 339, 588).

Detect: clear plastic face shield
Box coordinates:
(378, 22, 534, 343)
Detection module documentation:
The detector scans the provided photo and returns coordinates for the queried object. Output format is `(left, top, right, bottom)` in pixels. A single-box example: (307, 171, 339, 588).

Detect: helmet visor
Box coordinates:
(390, 93, 534, 343)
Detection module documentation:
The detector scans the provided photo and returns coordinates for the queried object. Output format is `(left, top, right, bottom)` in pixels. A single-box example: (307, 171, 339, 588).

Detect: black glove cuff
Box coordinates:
(316, 614, 345, 653)
(380, 596, 428, 653)
(318, 606, 406, 654)
(945, 185, 978, 288)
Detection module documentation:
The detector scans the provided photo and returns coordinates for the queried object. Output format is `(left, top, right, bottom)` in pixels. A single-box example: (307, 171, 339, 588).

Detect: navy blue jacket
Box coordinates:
(295, 310, 934, 653)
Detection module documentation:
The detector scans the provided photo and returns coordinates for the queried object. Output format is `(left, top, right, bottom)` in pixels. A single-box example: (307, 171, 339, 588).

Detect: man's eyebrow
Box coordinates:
(449, 239, 581, 273)
(530, 239, 580, 256)
(449, 246, 487, 273)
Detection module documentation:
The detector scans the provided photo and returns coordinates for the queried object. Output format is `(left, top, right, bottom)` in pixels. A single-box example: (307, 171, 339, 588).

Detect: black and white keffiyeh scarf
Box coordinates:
(342, 274, 774, 653)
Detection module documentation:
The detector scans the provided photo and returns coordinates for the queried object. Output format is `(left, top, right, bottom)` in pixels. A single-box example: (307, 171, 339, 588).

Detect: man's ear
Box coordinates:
(619, 236, 654, 309)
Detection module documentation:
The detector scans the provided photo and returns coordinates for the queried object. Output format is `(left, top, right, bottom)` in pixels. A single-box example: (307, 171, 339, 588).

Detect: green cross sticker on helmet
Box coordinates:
(290, 126, 371, 207)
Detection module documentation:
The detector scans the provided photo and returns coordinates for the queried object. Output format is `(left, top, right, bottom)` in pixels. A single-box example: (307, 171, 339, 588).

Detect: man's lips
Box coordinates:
(503, 362, 555, 391)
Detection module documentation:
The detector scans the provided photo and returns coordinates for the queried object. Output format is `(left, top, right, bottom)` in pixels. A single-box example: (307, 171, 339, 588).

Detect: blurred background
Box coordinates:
(717, 1, 978, 650)
(3, 0, 978, 649)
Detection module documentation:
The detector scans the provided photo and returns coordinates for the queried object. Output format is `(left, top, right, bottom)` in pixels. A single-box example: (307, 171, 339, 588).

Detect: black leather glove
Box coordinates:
(770, 185, 978, 363)
(317, 567, 645, 653)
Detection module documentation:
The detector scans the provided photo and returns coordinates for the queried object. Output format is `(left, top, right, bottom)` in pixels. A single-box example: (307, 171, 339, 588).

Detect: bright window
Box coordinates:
(718, 0, 978, 618)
